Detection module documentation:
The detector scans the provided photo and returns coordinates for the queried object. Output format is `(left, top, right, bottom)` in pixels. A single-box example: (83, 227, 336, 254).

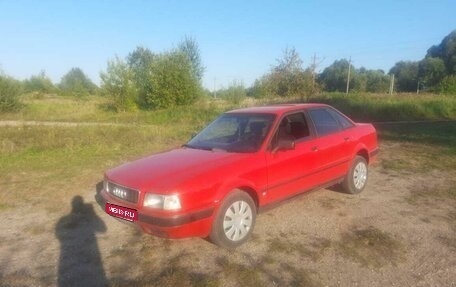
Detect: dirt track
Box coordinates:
(0, 141, 455, 286)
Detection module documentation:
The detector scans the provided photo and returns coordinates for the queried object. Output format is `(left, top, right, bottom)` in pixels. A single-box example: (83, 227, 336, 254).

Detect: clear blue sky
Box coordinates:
(1, 0, 455, 90)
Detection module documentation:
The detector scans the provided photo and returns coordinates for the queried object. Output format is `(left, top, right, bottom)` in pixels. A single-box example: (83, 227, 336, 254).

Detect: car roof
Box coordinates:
(226, 103, 329, 116)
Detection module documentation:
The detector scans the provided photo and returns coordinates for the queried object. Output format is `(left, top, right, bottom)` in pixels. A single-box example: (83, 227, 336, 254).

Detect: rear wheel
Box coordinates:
(210, 190, 256, 249)
(342, 155, 368, 194)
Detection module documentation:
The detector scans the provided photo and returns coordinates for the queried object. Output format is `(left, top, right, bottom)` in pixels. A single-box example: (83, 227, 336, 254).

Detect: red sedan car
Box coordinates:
(100, 104, 378, 248)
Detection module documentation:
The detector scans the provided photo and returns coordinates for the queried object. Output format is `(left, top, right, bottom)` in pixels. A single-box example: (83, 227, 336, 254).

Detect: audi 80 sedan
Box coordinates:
(99, 104, 378, 248)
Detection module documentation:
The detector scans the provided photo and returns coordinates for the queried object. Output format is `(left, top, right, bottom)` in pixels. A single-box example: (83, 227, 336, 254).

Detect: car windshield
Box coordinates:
(186, 113, 276, 153)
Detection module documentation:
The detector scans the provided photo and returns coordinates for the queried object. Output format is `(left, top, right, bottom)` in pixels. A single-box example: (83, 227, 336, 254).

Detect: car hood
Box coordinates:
(106, 147, 245, 192)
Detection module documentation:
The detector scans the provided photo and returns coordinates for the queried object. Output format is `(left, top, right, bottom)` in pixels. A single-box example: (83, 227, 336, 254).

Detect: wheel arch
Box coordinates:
(353, 142, 369, 164)
(213, 180, 260, 213)
(356, 148, 369, 164)
(235, 186, 259, 212)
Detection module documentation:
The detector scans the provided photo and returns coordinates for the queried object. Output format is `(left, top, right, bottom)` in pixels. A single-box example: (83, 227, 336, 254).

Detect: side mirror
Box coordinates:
(273, 138, 295, 153)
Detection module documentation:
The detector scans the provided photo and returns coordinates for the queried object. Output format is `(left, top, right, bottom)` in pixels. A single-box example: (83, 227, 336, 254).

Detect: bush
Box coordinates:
(100, 57, 138, 112)
(217, 81, 246, 104)
(140, 51, 201, 109)
(23, 71, 56, 94)
(0, 75, 23, 112)
(436, 75, 456, 95)
(101, 46, 203, 111)
(59, 67, 98, 97)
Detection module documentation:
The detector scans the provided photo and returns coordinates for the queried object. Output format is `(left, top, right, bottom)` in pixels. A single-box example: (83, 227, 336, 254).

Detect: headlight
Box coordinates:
(103, 178, 109, 192)
(144, 194, 181, 210)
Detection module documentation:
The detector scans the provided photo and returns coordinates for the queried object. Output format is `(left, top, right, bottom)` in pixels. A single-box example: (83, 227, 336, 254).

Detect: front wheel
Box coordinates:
(210, 190, 256, 249)
(342, 155, 368, 194)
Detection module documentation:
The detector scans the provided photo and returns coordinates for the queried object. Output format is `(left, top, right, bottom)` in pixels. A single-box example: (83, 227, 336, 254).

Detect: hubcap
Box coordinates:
(223, 200, 253, 241)
(353, 162, 367, 189)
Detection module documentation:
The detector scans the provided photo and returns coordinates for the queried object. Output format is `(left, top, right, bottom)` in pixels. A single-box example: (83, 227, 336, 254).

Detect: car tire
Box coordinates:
(342, 155, 368, 194)
(210, 190, 256, 249)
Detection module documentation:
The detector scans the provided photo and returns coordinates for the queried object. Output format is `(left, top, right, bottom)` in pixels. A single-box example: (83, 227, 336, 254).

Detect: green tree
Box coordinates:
(351, 68, 390, 93)
(247, 79, 269, 98)
(178, 36, 205, 82)
(126, 46, 155, 107)
(100, 57, 137, 111)
(102, 44, 203, 111)
(23, 71, 56, 94)
(253, 48, 313, 100)
(389, 61, 419, 92)
(418, 57, 446, 89)
(319, 59, 351, 92)
(427, 30, 456, 74)
(59, 67, 97, 96)
(0, 74, 22, 111)
(142, 51, 201, 109)
(365, 70, 390, 93)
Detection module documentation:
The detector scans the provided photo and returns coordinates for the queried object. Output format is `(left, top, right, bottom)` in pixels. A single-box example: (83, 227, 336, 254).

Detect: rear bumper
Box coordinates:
(96, 189, 214, 239)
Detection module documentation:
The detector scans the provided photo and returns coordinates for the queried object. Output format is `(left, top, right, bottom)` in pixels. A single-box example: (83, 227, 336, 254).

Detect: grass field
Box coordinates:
(1, 93, 456, 286)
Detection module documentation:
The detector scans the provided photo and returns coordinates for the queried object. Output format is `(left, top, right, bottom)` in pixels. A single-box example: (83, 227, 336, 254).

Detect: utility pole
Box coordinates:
(310, 53, 325, 92)
(213, 77, 217, 99)
(311, 53, 317, 90)
(389, 74, 395, 95)
(346, 57, 351, 95)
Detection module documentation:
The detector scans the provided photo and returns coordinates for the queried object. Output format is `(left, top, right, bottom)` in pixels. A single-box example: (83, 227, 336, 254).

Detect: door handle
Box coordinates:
(311, 146, 318, 151)
(344, 137, 350, 141)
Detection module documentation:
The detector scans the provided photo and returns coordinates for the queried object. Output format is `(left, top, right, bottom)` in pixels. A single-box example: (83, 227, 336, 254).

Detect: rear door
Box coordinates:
(307, 107, 353, 182)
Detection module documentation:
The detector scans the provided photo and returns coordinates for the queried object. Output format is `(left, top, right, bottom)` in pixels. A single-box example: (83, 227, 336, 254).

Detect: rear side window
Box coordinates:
(309, 108, 341, 136)
(327, 108, 354, 129)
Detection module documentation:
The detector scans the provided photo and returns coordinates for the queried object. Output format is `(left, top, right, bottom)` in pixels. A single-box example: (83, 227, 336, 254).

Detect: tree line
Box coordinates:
(247, 30, 456, 99)
(1, 31, 455, 112)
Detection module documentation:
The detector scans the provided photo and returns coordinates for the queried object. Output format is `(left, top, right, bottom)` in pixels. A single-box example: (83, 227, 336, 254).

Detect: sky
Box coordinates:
(0, 0, 455, 90)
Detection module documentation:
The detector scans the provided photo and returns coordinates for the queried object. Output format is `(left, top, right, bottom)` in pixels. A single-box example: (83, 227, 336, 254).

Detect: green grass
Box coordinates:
(310, 93, 456, 122)
(0, 124, 191, 211)
(3, 92, 456, 124)
(0, 94, 228, 125)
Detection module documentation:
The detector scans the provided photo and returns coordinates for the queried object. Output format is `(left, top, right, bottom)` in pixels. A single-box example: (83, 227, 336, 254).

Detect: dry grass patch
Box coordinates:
(318, 197, 345, 210)
(406, 181, 456, 206)
(437, 211, 456, 251)
(280, 263, 323, 287)
(336, 226, 405, 268)
(216, 257, 264, 287)
(268, 237, 331, 262)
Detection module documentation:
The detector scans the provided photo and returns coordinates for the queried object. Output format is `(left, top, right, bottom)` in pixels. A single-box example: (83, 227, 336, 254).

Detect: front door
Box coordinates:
(264, 112, 318, 204)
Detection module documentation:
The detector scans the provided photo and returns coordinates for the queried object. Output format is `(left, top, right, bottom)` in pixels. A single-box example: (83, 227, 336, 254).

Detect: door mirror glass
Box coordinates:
(274, 138, 295, 152)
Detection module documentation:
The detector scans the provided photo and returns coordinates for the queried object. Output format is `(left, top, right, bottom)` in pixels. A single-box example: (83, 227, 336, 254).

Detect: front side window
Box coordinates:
(309, 108, 341, 136)
(271, 112, 310, 148)
(187, 113, 276, 152)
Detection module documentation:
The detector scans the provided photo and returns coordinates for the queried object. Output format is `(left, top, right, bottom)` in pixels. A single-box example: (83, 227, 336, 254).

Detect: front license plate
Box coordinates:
(105, 203, 138, 222)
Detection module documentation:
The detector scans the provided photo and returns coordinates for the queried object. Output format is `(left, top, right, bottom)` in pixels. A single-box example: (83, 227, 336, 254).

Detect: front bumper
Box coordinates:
(96, 188, 214, 239)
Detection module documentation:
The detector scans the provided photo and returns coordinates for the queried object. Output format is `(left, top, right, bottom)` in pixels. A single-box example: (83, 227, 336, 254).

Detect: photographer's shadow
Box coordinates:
(56, 196, 108, 287)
